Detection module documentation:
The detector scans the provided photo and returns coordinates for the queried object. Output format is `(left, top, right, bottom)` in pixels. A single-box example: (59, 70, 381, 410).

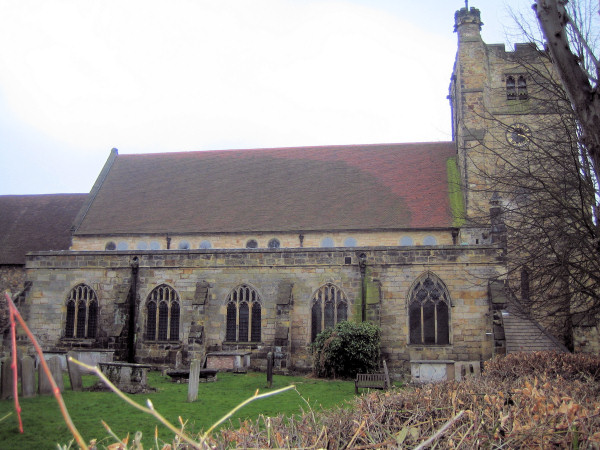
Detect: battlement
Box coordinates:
(454, 7, 483, 32)
(487, 42, 542, 60)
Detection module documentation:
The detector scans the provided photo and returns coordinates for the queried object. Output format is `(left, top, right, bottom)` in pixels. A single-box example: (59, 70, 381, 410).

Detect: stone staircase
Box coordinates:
(501, 306, 568, 354)
(489, 280, 568, 355)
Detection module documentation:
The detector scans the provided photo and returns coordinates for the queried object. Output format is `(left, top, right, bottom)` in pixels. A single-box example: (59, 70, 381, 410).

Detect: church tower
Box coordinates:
(450, 5, 486, 221)
(449, 4, 559, 243)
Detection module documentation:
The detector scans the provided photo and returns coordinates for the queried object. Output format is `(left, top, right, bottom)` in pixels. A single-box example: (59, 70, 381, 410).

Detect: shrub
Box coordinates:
(484, 351, 600, 382)
(310, 321, 380, 378)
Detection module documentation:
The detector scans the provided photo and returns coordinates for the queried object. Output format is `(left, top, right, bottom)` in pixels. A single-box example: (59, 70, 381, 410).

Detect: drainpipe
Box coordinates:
(127, 256, 139, 363)
(358, 252, 367, 322)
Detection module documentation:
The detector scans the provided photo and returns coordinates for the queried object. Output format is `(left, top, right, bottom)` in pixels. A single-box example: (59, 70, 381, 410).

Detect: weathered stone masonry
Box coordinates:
(23, 245, 503, 374)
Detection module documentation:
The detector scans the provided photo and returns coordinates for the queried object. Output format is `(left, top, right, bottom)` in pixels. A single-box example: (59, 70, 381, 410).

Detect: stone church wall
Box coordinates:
(71, 229, 455, 251)
(0, 265, 27, 348)
(22, 245, 502, 376)
(0, 265, 26, 298)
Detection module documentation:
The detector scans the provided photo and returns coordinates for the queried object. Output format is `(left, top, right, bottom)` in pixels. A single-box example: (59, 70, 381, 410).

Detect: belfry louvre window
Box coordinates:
(311, 284, 348, 341)
(408, 274, 450, 345)
(65, 284, 98, 339)
(506, 75, 528, 100)
(225, 285, 262, 342)
(506, 76, 517, 100)
(145, 285, 180, 341)
(517, 76, 528, 99)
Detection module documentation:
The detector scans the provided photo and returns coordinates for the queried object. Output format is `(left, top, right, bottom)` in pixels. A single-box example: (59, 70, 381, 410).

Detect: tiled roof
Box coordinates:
(0, 194, 87, 264)
(74, 143, 457, 235)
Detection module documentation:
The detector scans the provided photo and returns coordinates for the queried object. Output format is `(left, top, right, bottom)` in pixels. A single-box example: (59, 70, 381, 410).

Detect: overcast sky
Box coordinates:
(0, 0, 535, 195)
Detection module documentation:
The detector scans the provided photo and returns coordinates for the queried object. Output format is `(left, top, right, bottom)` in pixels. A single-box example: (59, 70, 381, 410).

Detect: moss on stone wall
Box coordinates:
(353, 267, 381, 323)
(447, 157, 466, 227)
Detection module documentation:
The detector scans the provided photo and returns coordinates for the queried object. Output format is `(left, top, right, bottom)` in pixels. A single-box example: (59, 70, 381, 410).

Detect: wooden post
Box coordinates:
(382, 360, 391, 389)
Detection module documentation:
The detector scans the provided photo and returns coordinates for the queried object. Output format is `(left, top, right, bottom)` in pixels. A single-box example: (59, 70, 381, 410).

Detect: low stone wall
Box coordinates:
(0, 264, 26, 337)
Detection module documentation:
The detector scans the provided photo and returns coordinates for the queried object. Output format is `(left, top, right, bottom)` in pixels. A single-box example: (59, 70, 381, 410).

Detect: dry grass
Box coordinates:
(207, 352, 600, 449)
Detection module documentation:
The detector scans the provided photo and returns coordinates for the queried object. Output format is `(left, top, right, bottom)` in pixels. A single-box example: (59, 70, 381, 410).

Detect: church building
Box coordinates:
(3, 6, 574, 380)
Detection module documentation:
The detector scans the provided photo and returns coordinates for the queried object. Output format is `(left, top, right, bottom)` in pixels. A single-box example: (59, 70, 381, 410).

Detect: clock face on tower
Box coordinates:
(506, 123, 532, 148)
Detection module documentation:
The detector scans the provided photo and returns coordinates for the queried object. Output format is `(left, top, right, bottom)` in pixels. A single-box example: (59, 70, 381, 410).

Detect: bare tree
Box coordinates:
(534, 0, 600, 188)
(464, 3, 600, 348)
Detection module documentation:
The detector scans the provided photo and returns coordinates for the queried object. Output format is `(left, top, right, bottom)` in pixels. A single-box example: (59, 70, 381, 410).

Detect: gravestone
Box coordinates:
(382, 360, 391, 389)
(67, 352, 82, 391)
(187, 359, 201, 402)
(50, 356, 64, 393)
(21, 356, 35, 398)
(1, 357, 13, 399)
(39, 356, 63, 395)
(97, 362, 154, 394)
(266, 352, 273, 389)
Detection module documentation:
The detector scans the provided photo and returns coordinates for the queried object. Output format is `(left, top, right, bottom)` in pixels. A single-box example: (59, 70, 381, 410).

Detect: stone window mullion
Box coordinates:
(83, 300, 89, 338)
(320, 288, 325, 333)
(154, 302, 160, 340)
(247, 288, 252, 342)
(420, 306, 424, 343)
(434, 303, 438, 344)
(166, 301, 171, 340)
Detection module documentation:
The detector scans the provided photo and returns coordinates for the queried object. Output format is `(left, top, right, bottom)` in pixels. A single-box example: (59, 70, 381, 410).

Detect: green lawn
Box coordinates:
(0, 371, 357, 449)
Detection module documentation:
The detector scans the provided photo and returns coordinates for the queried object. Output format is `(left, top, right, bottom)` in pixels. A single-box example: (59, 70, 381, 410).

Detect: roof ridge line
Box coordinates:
(71, 148, 118, 234)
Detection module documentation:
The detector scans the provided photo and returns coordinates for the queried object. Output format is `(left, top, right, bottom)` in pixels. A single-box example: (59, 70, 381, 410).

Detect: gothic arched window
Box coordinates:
(311, 284, 348, 341)
(145, 284, 180, 341)
(225, 285, 262, 342)
(65, 284, 98, 339)
(408, 273, 450, 345)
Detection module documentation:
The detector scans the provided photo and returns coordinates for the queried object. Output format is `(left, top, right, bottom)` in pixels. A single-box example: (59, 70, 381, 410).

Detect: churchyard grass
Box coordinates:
(0, 371, 356, 449)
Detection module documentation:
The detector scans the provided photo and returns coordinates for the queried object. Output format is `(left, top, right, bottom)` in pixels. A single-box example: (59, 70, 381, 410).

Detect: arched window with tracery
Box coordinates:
(311, 284, 348, 341)
(64, 284, 98, 339)
(408, 273, 450, 345)
(145, 284, 180, 341)
(225, 284, 262, 342)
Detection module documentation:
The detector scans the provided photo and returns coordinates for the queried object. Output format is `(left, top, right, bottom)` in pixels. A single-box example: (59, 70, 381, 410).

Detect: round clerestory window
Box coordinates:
(268, 238, 281, 249)
(105, 241, 116, 251)
(199, 240, 212, 249)
(246, 239, 258, 249)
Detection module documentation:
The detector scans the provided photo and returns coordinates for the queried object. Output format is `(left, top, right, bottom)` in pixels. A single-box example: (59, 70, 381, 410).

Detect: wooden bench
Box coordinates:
(355, 373, 388, 393)
(354, 360, 391, 394)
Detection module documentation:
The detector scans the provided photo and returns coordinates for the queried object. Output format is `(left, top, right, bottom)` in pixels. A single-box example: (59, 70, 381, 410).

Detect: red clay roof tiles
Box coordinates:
(74, 143, 457, 235)
(0, 194, 87, 264)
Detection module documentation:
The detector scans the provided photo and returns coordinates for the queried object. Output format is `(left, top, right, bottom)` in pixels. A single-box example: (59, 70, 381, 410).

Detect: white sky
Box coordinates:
(0, 0, 533, 195)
